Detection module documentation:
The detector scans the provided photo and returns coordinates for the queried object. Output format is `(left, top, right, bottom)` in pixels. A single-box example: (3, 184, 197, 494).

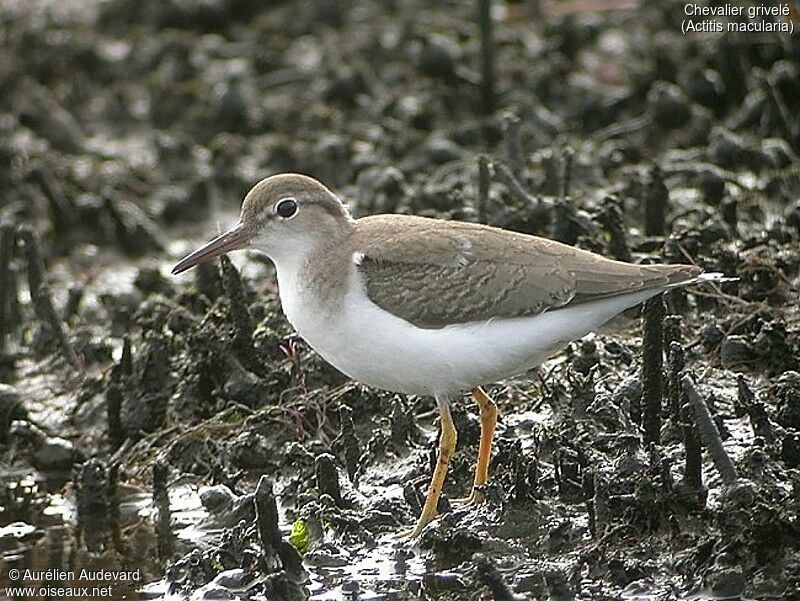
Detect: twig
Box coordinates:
(663, 315, 682, 352)
(477, 155, 491, 223)
(332, 404, 361, 482)
(493, 161, 552, 224)
(682, 375, 737, 485)
(644, 165, 668, 236)
(591, 114, 652, 142)
(0, 223, 15, 353)
(31, 168, 76, 238)
(108, 463, 125, 554)
(196, 261, 222, 302)
(641, 295, 664, 445)
(493, 162, 536, 205)
(503, 113, 525, 181)
(315, 453, 343, 506)
(474, 554, 521, 601)
(561, 147, 574, 200)
(766, 74, 797, 145)
(153, 459, 173, 561)
(477, 0, 495, 114)
(220, 255, 255, 360)
(106, 337, 131, 449)
(596, 196, 631, 262)
(16, 226, 45, 302)
(667, 341, 685, 423)
(721, 198, 737, 231)
(18, 227, 81, 369)
(255, 476, 304, 576)
(737, 375, 775, 445)
(681, 376, 703, 492)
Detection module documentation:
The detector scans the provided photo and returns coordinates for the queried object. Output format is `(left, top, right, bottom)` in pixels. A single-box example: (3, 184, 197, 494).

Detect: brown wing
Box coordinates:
(353, 215, 700, 329)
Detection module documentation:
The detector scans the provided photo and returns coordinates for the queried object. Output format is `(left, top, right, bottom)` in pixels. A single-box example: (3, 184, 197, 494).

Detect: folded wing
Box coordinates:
(354, 215, 700, 329)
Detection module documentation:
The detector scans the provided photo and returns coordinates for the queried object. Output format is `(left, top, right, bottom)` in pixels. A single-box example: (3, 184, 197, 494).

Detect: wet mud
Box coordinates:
(1, 1, 799, 600)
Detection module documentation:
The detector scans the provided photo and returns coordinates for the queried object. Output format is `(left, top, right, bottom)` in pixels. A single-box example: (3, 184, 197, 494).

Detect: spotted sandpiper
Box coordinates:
(172, 173, 724, 537)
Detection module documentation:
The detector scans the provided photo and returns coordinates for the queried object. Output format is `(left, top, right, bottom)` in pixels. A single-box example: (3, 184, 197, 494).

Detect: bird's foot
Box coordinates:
(399, 505, 444, 540)
(398, 526, 421, 541)
(398, 518, 432, 541)
(452, 486, 486, 508)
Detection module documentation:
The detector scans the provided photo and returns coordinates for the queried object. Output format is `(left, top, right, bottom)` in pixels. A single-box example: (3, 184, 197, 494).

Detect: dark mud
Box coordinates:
(1, 1, 799, 600)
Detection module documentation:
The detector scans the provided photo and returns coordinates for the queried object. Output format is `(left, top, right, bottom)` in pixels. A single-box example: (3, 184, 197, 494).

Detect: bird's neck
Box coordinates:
(269, 220, 356, 311)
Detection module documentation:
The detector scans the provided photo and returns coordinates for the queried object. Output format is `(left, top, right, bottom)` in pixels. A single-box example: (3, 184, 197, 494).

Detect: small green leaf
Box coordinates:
(288, 519, 310, 553)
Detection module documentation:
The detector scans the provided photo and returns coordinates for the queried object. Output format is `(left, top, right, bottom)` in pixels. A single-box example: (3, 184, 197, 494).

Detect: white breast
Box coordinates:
(276, 259, 661, 397)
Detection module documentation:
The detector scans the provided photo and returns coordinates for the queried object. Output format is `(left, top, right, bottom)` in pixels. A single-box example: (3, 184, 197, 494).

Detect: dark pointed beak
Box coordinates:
(171, 224, 250, 275)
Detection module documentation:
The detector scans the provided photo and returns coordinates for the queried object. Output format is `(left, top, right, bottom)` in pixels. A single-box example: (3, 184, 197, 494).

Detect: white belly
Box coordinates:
(278, 264, 660, 397)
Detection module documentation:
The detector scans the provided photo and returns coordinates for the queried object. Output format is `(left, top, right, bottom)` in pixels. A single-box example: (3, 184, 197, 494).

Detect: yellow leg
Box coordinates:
(409, 396, 458, 537)
(455, 387, 498, 506)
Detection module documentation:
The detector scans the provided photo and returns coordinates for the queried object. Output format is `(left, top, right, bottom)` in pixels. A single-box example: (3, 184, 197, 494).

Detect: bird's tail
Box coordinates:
(691, 271, 738, 284)
(664, 271, 738, 292)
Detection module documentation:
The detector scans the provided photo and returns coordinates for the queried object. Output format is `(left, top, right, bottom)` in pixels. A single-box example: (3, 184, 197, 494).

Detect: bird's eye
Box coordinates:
(275, 198, 298, 219)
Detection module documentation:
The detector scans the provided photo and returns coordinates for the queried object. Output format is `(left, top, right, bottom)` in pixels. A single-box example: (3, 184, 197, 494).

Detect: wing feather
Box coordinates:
(352, 215, 700, 329)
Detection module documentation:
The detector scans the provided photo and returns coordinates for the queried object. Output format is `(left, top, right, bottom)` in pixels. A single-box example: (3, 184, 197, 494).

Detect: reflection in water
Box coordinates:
(0, 470, 164, 601)
(1, 469, 442, 600)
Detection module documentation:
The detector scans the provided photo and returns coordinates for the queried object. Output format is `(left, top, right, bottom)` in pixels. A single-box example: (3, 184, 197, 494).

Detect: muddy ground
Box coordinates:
(1, 0, 799, 599)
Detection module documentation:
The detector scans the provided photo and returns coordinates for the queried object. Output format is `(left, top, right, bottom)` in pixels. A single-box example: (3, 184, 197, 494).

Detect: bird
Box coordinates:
(172, 173, 725, 537)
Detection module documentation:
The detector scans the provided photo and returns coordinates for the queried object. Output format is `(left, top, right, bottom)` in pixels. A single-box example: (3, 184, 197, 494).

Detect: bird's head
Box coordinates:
(171, 173, 353, 275)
